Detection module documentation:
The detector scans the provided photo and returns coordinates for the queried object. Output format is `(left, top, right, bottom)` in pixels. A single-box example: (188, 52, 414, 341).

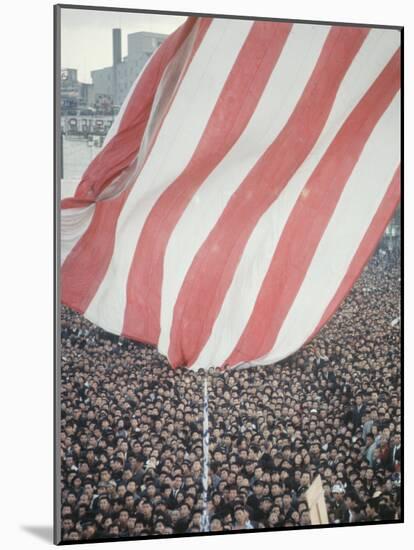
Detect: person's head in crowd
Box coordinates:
(210, 516, 224, 532)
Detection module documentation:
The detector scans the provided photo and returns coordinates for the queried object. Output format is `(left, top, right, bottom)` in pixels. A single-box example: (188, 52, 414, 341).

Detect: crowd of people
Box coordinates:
(59, 246, 401, 541)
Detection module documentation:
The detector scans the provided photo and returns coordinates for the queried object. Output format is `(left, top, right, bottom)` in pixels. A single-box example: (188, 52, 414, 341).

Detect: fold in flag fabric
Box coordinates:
(61, 17, 401, 370)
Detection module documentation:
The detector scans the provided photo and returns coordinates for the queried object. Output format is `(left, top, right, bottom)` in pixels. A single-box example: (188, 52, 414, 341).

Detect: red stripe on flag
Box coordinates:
(61, 18, 212, 314)
(122, 21, 293, 345)
(226, 49, 400, 366)
(168, 26, 369, 368)
(307, 166, 400, 344)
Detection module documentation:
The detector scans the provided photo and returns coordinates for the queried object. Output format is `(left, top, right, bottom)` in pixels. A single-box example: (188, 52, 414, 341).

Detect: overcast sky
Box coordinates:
(61, 8, 186, 83)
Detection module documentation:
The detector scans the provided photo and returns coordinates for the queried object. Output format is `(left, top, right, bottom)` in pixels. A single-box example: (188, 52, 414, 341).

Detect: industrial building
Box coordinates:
(91, 28, 167, 107)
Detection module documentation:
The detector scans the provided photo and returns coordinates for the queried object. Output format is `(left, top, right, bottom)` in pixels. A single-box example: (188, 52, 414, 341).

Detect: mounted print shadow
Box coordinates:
(55, 3, 402, 545)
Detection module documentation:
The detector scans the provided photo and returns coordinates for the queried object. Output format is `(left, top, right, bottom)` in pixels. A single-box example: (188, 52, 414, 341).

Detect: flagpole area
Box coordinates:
(201, 370, 210, 532)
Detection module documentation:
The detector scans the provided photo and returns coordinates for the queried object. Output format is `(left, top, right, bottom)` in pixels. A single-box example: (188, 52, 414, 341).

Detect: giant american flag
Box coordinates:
(61, 17, 401, 370)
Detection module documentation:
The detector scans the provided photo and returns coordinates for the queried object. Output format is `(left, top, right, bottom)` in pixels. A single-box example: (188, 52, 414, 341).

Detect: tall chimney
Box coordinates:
(112, 28, 122, 66)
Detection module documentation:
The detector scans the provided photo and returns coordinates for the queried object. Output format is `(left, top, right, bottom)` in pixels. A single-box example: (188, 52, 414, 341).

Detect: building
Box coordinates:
(91, 28, 167, 108)
(61, 68, 94, 114)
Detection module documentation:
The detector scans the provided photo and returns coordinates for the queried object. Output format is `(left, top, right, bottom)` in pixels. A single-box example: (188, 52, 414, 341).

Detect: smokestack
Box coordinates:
(112, 28, 121, 66)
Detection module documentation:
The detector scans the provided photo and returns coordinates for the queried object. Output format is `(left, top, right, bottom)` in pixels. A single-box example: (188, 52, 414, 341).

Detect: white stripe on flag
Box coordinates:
(134, 23, 199, 181)
(61, 205, 95, 265)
